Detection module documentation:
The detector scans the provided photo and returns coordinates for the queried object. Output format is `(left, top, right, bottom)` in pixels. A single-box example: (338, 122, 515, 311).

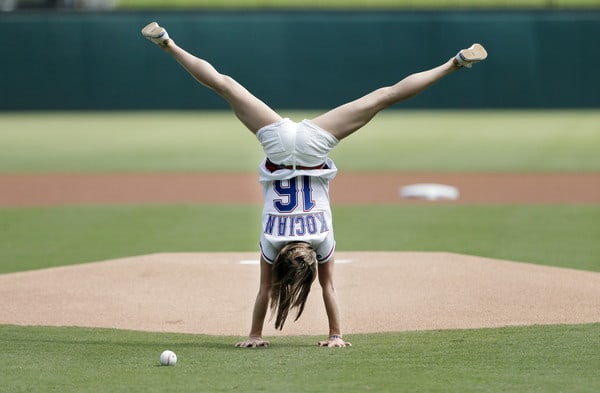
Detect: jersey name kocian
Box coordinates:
(263, 176, 332, 238)
(264, 212, 330, 237)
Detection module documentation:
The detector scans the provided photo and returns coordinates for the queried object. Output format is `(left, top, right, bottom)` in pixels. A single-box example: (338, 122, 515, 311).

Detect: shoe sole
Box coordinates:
(141, 22, 165, 39)
(461, 43, 488, 62)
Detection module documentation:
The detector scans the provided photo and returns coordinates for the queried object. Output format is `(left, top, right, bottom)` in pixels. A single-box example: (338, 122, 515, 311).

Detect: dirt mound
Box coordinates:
(2, 252, 599, 337)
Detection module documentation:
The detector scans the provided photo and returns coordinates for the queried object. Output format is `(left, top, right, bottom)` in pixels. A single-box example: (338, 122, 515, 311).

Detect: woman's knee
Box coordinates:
(212, 74, 238, 96)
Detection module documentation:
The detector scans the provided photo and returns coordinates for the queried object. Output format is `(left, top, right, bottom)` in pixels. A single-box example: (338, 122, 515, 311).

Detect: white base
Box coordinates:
(399, 183, 459, 201)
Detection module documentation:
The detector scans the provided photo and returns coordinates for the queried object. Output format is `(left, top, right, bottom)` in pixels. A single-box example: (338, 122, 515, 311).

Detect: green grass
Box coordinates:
(0, 205, 260, 273)
(2, 324, 599, 393)
(1, 110, 599, 392)
(335, 205, 600, 271)
(0, 112, 262, 173)
(117, 0, 600, 9)
(335, 110, 600, 172)
(2, 204, 599, 274)
(1, 110, 600, 172)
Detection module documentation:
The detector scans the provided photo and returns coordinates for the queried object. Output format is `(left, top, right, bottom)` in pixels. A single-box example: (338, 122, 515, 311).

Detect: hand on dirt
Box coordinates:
(318, 337, 352, 348)
(235, 337, 270, 348)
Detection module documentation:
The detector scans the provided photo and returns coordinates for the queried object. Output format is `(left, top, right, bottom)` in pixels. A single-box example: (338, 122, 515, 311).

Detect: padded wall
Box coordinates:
(1, 10, 598, 109)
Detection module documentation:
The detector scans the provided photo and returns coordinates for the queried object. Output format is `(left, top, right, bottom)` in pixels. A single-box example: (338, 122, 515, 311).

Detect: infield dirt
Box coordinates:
(1, 172, 599, 206)
(2, 252, 600, 336)
(1, 172, 599, 337)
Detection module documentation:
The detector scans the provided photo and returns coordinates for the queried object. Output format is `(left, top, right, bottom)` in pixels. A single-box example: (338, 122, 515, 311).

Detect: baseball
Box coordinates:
(159, 350, 177, 366)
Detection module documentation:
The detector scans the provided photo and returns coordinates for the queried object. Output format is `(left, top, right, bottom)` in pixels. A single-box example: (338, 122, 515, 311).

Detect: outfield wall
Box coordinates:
(2, 10, 598, 110)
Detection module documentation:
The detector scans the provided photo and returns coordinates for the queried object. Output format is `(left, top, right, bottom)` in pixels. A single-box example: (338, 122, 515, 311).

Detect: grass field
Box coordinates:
(1, 204, 600, 274)
(2, 324, 600, 393)
(1, 110, 599, 172)
(1, 110, 599, 392)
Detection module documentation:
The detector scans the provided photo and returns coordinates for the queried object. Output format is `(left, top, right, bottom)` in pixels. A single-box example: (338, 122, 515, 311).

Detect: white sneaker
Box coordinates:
(141, 21, 171, 47)
(454, 43, 487, 68)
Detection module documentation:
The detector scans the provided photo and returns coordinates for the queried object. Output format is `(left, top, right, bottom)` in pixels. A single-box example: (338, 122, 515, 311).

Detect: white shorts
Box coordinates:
(256, 118, 339, 168)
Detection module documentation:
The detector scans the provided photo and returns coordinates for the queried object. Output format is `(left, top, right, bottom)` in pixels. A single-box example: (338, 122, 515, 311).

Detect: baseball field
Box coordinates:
(1, 110, 599, 392)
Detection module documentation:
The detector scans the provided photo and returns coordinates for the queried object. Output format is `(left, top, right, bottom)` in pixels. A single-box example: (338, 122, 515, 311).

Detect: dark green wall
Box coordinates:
(2, 10, 599, 110)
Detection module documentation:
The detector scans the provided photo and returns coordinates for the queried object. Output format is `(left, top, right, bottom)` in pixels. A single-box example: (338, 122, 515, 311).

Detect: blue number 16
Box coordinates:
(273, 176, 316, 213)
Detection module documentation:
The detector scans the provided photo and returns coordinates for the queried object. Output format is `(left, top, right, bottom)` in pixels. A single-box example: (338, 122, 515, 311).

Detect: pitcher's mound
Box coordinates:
(2, 252, 600, 336)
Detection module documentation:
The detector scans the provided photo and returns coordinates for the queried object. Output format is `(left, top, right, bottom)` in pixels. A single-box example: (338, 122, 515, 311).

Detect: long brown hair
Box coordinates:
(269, 242, 317, 330)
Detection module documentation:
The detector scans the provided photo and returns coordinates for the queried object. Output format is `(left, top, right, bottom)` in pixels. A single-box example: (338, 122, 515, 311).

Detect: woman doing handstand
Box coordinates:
(142, 21, 487, 348)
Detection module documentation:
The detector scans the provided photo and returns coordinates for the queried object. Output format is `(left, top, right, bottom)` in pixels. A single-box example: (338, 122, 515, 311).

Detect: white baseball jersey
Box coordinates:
(256, 118, 339, 263)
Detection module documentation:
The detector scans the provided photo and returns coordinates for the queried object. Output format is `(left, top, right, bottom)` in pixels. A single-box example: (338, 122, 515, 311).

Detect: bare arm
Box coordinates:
(236, 257, 272, 348)
(318, 258, 352, 347)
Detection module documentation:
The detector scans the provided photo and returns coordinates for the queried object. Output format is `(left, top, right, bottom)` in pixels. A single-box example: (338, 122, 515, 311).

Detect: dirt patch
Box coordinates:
(2, 173, 599, 337)
(1, 173, 599, 206)
(1, 252, 599, 337)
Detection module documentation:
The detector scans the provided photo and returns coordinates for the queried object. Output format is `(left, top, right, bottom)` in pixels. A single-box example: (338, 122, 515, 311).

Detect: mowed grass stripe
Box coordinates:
(2, 204, 599, 274)
(1, 110, 599, 172)
(2, 323, 599, 393)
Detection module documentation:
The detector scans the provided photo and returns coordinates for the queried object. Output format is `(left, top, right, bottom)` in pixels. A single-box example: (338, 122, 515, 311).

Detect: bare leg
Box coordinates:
(317, 257, 351, 347)
(235, 257, 272, 347)
(311, 58, 460, 140)
(162, 41, 281, 134)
